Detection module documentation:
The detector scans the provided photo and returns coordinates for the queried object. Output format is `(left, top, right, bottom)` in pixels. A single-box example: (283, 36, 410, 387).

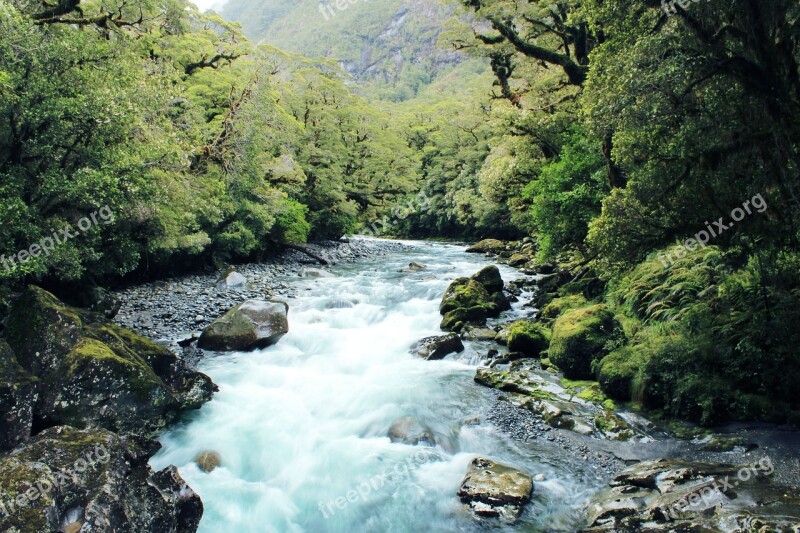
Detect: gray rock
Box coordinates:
(198, 300, 289, 352)
(410, 334, 464, 360)
(458, 457, 533, 521)
(216, 269, 247, 290)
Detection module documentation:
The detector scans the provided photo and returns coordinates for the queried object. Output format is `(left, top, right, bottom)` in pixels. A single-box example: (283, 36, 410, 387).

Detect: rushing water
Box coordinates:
(151, 239, 606, 532)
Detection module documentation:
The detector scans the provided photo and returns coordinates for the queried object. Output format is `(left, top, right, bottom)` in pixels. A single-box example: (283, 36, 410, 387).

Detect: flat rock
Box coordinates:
(409, 334, 464, 360)
(458, 457, 533, 521)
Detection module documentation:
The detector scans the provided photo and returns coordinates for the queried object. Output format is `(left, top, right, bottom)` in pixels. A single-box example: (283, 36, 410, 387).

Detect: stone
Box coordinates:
(461, 327, 497, 341)
(439, 267, 510, 332)
(198, 300, 289, 351)
(388, 417, 436, 446)
(216, 269, 247, 290)
(299, 267, 335, 278)
(458, 457, 533, 521)
(195, 450, 221, 473)
(549, 304, 622, 379)
(410, 334, 464, 360)
(465, 239, 506, 254)
(507, 253, 531, 267)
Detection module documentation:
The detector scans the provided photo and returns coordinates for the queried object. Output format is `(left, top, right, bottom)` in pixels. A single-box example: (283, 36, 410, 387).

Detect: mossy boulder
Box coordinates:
(3, 286, 214, 441)
(539, 295, 588, 322)
(465, 239, 506, 254)
(440, 267, 510, 332)
(0, 426, 203, 532)
(506, 321, 550, 357)
(507, 254, 531, 267)
(549, 304, 622, 379)
(594, 345, 648, 401)
(198, 300, 289, 351)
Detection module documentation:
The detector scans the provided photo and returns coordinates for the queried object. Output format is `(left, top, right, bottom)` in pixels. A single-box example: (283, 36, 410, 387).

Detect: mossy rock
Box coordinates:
(506, 320, 550, 357)
(198, 300, 289, 351)
(472, 265, 505, 294)
(549, 304, 622, 380)
(3, 286, 214, 438)
(539, 295, 588, 322)
(440, 279, 493, 314)
(507, 253, 531, 267)
(593, 345, 648, 401)
(465, 239, 506, 254)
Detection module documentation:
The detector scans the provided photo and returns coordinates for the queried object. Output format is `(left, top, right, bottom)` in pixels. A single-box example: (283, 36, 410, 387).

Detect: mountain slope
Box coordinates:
(223, 0, 477, 100)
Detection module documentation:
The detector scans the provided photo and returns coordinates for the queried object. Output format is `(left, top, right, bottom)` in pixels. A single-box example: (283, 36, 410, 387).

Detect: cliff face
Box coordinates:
(222, 0, 465, 99)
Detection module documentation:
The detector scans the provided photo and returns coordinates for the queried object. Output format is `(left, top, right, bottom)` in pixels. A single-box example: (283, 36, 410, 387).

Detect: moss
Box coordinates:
(440, 279, 494, 314)
(540, 295, 587, 322)
(506, 320, 550, 357)
(593, 344, 649, 401)
(465, 239, 506, 254)
(471, 265, 505, 294)
(549, 304, 622, 379)
(63, 338, 165, 405)
(87, 323, 175, 374)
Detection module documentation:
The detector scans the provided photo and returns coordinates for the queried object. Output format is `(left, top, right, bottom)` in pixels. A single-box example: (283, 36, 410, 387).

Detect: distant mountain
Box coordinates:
(222, 0, 479, 100)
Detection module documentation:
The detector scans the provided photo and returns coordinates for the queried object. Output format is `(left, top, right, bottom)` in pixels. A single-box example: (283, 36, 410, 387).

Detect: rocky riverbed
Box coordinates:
(114, 239, 408, 345)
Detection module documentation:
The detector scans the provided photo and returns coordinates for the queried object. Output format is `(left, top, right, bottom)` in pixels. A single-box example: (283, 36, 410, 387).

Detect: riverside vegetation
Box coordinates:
(1, 0, 799, 531)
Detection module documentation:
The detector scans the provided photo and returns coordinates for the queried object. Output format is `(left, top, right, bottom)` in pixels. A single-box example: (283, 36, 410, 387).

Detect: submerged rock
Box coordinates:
(410, 334, 464, 360)
(388, 416, 436, 446)
(458, 457, 533, 521)
(0, 426, 203, 532)
(198, 300, 289, 351)
(299, 267, 335, 278)
(2, 286, 214, 445)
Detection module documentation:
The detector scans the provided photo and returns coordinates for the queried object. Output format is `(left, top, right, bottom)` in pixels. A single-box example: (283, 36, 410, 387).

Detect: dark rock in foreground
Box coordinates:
(458, 457, 533, 521)
(0, 426, 202, 532)
(198, 300, 289, 351)
(410, 334, 464, 360)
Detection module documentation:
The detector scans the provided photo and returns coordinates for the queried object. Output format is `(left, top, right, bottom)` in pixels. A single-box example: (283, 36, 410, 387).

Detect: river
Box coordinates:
(149, 240, 610, 532)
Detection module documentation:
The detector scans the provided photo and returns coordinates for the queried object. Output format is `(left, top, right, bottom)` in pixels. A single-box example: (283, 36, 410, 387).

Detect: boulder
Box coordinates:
(461, 327, 497, 341)
(195, 450, 222, 473)
(458, 457, 533, 521)
(439, 267, 510, 332)
(507, 254, 531, 267)
(198, 300, 289, 352)
(410, 334, 464, 360)
(549, 304, 622, 379)
(408, 262, 426, 271)
(3, 286, 214, 441)
(299, 267, 335, 278)
(506, 320, 550, 357)
(216, 269, 247, 290)
(465, 239, 507, 254)
(388, 416, 436, 446)
(0, 426, 202, 532)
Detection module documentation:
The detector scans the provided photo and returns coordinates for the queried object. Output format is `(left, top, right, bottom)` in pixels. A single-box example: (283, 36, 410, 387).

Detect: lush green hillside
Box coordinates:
(223, 0, 478, 100)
